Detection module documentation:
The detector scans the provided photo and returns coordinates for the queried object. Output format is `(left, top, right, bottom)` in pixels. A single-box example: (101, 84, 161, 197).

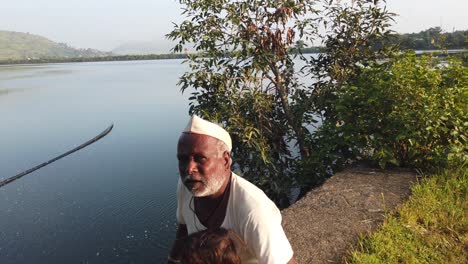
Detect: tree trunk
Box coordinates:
(271, 63, 311, 202)
(271, 64, 310, 159)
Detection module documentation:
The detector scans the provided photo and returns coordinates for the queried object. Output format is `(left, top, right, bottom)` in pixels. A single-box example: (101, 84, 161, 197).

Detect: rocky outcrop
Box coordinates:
(282, 168, 417, 264)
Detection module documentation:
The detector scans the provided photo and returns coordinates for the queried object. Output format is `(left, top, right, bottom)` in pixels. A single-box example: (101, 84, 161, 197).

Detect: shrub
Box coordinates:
(316, 52, 467, 171)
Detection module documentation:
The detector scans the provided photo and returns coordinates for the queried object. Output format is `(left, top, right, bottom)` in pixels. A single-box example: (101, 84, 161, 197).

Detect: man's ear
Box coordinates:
(223, 151, 231, 169)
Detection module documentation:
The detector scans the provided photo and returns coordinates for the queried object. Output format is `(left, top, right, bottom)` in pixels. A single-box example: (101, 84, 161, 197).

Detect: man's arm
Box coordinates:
(287, 257, 296, 264)
(167, 224, 188, 263)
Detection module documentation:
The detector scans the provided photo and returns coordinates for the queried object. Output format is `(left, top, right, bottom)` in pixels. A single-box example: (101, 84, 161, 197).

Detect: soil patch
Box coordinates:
(282, 167, 418, 264)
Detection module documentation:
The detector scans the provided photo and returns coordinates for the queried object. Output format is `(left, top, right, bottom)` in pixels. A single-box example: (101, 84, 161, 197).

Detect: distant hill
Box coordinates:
(0, 30, 112, 61)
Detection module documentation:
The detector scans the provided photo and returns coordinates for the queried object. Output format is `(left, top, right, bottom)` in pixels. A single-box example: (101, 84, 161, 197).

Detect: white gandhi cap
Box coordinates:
(183, 115, 232, 152)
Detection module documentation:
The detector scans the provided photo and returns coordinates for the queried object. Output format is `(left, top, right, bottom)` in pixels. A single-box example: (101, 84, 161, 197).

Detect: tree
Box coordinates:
(168, 0, 395, 206)
(299, 1, 396, 179)
(383, 27, 468, 50)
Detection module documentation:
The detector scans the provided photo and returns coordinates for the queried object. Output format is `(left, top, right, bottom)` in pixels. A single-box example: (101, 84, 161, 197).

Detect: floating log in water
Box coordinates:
(0, 124, 114, 188)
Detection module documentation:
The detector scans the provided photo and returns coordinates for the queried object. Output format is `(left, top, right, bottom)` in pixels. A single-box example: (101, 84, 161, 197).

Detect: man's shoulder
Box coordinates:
(231, 173, 267, 198)
(231, 173, 278, 213)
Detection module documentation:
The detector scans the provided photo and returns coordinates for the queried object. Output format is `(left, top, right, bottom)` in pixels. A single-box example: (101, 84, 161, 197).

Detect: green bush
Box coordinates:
(317, 52, 467, 171)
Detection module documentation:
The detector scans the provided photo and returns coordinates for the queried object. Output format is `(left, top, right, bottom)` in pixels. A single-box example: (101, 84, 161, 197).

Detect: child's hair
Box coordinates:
(178, 228, 241, 264)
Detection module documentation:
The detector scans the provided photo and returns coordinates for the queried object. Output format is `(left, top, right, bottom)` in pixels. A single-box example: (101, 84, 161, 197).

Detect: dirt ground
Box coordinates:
(281, 167, 418, 264)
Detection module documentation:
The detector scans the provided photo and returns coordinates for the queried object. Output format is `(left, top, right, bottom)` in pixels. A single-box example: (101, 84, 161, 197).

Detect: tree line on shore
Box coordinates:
(388, 27, 466, 50)
(0, 53, 187, 65)
(1, 26, 465, 65)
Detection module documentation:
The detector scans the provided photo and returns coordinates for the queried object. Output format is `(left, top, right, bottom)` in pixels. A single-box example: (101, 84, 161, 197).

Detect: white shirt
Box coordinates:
(177, 172, 294, 264)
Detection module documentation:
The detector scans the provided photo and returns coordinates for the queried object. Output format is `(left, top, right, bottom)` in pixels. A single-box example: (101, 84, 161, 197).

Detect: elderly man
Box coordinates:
(168, 115, 295, 264)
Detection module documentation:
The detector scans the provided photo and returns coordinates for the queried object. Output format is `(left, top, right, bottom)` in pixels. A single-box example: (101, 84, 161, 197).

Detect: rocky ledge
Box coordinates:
(282, 167, 418, 263)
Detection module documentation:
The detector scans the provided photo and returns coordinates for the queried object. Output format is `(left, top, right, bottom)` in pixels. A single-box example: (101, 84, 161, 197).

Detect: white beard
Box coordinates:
(191, 173, 225, 197)
(182, 169, 226, 197)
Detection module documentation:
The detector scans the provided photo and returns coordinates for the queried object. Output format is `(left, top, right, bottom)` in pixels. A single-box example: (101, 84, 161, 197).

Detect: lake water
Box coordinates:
(0, 60, 191, 263)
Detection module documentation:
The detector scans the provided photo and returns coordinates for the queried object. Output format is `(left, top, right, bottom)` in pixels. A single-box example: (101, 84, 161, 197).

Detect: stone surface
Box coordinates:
(282, 167, 418, 264)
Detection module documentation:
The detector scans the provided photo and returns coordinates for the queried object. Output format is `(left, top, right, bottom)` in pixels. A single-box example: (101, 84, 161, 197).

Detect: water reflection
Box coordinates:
(0, 64, 75, 81)
(0, 87, 30, 97)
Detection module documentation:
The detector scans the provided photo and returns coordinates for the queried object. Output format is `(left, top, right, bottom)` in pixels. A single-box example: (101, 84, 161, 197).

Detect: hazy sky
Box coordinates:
(1, 0, 467, 52)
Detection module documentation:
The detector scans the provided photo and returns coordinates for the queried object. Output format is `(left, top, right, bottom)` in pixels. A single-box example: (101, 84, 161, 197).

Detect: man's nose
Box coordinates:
(186, 159, 197, 175)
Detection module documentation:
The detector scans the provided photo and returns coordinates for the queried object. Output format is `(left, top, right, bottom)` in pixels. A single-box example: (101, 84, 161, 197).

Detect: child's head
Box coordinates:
(178, 228, 241, 264)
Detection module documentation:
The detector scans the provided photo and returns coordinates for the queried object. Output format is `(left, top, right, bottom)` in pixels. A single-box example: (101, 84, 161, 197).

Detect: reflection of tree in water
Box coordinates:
(0, 68, 72, 81)
(0, 88, 11, 96)
(0, 88, 30, 97)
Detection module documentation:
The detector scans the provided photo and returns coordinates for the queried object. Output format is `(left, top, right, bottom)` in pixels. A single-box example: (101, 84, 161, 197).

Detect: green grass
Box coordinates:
(347, 165, 468, 264)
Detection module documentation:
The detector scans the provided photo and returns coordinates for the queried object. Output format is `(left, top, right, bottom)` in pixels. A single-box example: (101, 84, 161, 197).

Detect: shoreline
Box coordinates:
(1, 49, 466, 66)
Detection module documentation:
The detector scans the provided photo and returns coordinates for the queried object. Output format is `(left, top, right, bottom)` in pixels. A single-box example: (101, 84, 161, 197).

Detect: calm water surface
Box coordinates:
(0, 60, 190, 263)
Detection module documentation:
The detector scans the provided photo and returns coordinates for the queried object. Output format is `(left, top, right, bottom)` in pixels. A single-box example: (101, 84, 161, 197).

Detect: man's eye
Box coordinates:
(194, 155, 206, 162)
(177, 156, 188, 162)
